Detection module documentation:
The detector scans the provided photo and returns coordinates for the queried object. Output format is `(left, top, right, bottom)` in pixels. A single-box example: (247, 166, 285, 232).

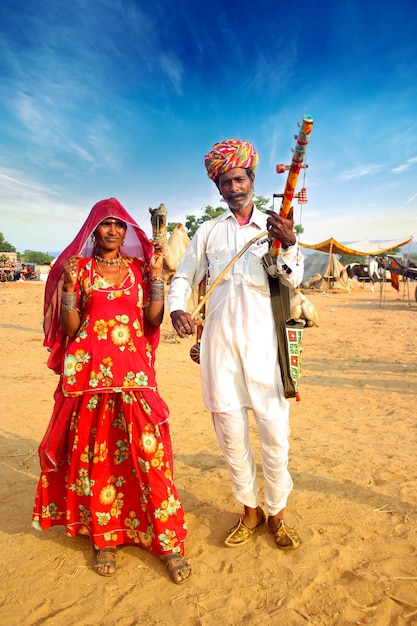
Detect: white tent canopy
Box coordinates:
(299, 236, 413, 256)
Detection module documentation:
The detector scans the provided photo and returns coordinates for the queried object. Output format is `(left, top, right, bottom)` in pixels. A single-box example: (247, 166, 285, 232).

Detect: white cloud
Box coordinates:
(338, 164, 383, 181)
(392, 156, 417, 174)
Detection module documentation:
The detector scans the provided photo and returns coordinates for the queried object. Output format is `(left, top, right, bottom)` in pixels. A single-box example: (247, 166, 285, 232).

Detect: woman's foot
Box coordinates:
(162, 553, 192, 584)
(94, 547, 116, 576)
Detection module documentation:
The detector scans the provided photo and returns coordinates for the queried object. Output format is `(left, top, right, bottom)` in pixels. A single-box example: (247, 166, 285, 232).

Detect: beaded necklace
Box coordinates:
(94, 253, 121, 266)
(94, 255, 126, 286)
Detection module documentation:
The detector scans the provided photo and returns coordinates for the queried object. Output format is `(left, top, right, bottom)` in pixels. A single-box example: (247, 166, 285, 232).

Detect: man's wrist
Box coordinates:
(282, 242, 296, 251)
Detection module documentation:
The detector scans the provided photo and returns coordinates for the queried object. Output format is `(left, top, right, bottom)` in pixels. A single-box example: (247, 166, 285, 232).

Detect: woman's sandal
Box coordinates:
(163, 553, 192, 584)
(224, 507, 266, 546)
(272, 519, 301, 550)
(94, 547, 117, 576)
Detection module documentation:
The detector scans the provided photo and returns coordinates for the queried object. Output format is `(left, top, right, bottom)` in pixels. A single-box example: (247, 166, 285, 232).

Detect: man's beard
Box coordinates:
(224, 191, 251, 209)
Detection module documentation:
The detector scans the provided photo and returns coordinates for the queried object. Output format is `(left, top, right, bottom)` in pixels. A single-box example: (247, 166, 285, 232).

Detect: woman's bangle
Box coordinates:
(61, 291, 78, 311)
(150, 276, 164, 282)
(150, 282, 164, 302)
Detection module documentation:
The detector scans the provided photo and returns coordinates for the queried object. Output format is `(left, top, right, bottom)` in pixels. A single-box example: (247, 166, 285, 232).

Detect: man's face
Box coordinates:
(217, 167, 254, 212)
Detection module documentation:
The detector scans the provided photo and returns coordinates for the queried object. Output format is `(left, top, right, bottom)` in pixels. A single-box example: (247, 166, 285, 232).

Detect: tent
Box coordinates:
(303, 252, 351, 290)
(299, 236, 415, 291)
(299, 236, 413, 256)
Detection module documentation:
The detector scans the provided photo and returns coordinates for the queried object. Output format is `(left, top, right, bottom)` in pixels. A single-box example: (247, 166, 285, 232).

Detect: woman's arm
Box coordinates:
(144, 245, 165, 327)
(60, 255, 82, 337)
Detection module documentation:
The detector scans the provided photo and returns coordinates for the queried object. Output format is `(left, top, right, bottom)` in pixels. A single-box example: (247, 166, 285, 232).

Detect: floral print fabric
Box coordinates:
(62, 257, 157, 395)
(32, 259, 187, 555)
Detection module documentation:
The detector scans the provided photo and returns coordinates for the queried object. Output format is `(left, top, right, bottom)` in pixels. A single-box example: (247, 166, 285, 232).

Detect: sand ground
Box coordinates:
(1, 277, 417, 626)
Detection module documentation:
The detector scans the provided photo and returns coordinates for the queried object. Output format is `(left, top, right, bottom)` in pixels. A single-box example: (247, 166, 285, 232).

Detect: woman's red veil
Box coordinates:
(44, 198, 156, 373)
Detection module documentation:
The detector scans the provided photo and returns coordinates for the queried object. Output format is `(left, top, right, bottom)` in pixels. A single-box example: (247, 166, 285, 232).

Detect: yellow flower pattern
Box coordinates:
(32, 257, 186, 555)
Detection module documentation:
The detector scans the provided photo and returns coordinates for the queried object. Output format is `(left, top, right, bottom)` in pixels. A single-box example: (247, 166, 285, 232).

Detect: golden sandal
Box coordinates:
(272, 519, 301, 550)
(224, 508, 266, 546)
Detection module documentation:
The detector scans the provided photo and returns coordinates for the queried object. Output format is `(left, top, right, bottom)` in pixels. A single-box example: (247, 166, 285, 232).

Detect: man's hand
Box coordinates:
(170, 310, 195, 337)
(265, 207, 296, 249)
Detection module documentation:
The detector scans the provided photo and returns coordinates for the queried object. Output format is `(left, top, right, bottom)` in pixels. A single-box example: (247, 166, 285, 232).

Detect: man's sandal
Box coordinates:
(272, 519, 301, 550)
(224, 508, 266, 546)
(163, 554, 192, 584)
(94, 547, 116, 576)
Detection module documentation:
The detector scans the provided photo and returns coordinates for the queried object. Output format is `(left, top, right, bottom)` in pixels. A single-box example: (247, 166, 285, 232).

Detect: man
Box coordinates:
(167, 138, 304, 549)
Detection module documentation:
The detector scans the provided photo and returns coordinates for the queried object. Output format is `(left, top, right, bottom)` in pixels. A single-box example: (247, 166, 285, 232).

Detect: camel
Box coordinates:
(163, 224, 190, 285)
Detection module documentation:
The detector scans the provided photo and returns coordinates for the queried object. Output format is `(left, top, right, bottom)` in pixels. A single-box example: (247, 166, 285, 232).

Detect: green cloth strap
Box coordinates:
(268, 276, 297, 399)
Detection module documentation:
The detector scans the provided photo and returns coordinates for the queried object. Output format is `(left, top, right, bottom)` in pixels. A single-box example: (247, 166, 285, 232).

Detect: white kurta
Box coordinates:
(167, 208, 304, 415)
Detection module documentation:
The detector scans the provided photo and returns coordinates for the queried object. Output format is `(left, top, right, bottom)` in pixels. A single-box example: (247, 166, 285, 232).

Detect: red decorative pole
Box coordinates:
(269, 115, 314, 256)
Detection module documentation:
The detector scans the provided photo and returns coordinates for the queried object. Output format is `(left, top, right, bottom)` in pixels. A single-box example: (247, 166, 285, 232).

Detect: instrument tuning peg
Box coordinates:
(276, 164, 289, 174)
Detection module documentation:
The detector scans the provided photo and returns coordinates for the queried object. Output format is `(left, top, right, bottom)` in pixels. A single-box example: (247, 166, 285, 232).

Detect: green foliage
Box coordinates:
(294, 224, 304, 236)
(183, 195, 274, 238)
(0, 232, 16, 252)
(339, 255, 367, 265)
(22, 250, 55, 264)
(170, 194, 311, 239)
(253, 195, 272, 212)
(185, 204, 227, 237)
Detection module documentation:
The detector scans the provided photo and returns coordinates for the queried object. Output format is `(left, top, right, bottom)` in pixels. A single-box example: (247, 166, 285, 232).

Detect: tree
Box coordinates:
(22, 250, 55, 264)
(294, 224, 304, 236)
(182, 195, 275, 238)
(166, 194, 306, 239)
(253, 195, 272, 213)
(185, 204, 227, 237)
(0, 232, 16, 252)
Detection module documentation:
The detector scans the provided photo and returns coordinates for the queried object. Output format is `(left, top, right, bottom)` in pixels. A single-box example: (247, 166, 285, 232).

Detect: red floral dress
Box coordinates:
(32, 257, 187, 555)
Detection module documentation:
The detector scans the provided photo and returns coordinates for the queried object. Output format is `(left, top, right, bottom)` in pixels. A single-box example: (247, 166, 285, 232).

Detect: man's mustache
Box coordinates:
(224, 191, 247, 201)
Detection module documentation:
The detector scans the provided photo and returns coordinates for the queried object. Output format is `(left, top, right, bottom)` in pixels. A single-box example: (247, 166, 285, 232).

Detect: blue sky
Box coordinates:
(1, 0, 416, 254)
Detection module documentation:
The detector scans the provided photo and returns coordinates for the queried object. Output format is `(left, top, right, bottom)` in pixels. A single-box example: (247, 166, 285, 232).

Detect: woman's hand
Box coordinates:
(63, 255, 83, 291)
(150, 242, 164, 276)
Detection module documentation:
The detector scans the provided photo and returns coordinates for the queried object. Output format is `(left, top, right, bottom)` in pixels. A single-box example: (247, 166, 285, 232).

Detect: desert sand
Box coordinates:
(1, 277, 417, 626)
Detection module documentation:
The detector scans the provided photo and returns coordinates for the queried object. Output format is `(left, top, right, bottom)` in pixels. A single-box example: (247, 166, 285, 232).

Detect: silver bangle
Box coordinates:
(150, 284, 165, 302)
(61, 291, 77, 311)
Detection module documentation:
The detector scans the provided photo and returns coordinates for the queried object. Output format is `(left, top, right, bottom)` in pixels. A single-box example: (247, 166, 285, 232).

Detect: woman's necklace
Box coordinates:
(94, 256, 125, 286)
(94, 253, 121, 266)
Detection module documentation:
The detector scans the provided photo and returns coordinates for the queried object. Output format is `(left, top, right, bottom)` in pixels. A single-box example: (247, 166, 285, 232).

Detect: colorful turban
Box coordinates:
(204, 138, 260, 181)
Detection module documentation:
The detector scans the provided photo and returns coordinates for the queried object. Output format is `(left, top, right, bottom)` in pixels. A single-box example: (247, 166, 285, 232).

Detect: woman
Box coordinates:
(32, 198, 191, 583)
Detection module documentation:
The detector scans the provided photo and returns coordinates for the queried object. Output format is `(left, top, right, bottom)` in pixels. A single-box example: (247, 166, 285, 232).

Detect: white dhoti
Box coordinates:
(212, 406, 293, 515)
